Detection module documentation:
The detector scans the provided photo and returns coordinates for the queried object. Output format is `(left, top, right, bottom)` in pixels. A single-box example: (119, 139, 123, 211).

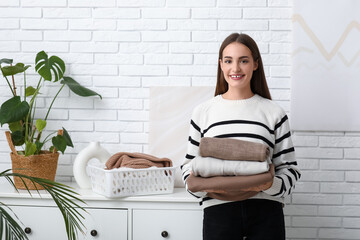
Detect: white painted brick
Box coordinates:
(120, 43, 168, 53)
(344, 195, 360, 205)
(45, 97, 93, 109)
(144, 54, 192, 65)
(343, 218, 360, 228)
(321, 182, 360, 194)
(319, 228, 360, 239)
(121, 133, 148, 144)
(0, 153, 10, 163)
(267, 77, 291, 88)
(82, 87, 118, 98)
(118, 88, 149, 99)
(69, 19, 116, 30)
(119, 65, 167, 76)
(72, 132, 119, 143)
(0, 1, 19, 6)
(346, 171, 360, 182)
(0, 41, 20, 52)
(95, 54, 143, 65)
(142, 77, 191, 87)
(95, 121, 143, 132)
(286, 227, 318, 239)
(218, 0, 266, 7)
(191, 31, 233, 42)
(270, 66, 291, 77)
(60, 53, 94, 64)
(268, 0, 292, 6)
(118, 110, 149, 121)
(21, 0, 67, 6)
(169, 65, 216, 76)
(142, 31, 191, 42)
(218, 20, 268, 31)
(142, 8, 190, 19)
(22, 41, 69, 52)
(43, 8, 91, 18)
(143, 100, 149, 111)
(46, 120, 93, 131)
(320, 136, 360, 147)
(69, 64, 118, 76)
(270, 43, 291, 53)
(70, 109, 117, 120)
(270, 20, 292, 30)
(294, 182, 320, 193)
(100, 143, 143, 154)
(191, 77, 216, 86)
(0, 8, 41, 18)
(0, 30, 42, 40)
(292, 216, 341, 227)
(262, 54, 290, 66)
(117, 0, 165, 7)
(295, 147, 343, 159)
(45, 31, 91, 41)
(166, 0, 216, 7)
(68, 0, 116, 7)
(117, 19, 166, 30)
(36, 109, 68, 120)
(168, 20, 217, 30)
(300, 170, 344, 182)
(292, 135, 318, 147)
(1, 19, 19, 29)
(93, 31, 140, 42)
(243, 8, 291, 19)
(269, 89, 290, 100)
(70, 42, 118, 53)
(320, 160, 360, 171)
(170, 42, 219, 53)
(93, 8, 140, 19)
(192, 8, 242, 19)
(93, 76, 141, 87)
(297, 159, 319, 170)
(292, 194, 342, 205)
(21, 19, 67, 30)
(39, 86, 70, 97)
(194, 54, 217, 65)
(283, 205, 318, 216)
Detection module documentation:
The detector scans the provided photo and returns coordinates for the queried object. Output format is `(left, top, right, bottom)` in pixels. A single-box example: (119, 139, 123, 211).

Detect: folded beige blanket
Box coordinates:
(192, 156, 269, 177)
(105, 152, 172, 170)
(199, 137, 269, 162)
(187, 164, 274, 193)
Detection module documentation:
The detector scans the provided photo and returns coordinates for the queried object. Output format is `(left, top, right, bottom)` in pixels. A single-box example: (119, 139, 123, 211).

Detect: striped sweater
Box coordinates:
(181, 94, 301, 209)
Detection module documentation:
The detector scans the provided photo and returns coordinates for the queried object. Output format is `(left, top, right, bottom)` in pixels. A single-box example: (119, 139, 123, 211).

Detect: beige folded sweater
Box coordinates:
(199, 137, 269, 162)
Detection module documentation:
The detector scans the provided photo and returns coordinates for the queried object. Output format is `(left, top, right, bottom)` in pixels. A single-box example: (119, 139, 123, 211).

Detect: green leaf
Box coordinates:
(1, 63, 31, 77)
(62, 127, 74, 148)
(11, 131, 25, 146)
(61, 77, 102, 99)
(49, 146, 55, 152)
(25, 142, 37, 156)
(0, 58, 13, 65)
(0, 96, 30, 126)
(35, 51, 65, 82)
(25, 86, 37, 97)
(8, 121, 22, 132)
(52, 135, 67, 154)
(35, 119, 46, 132)
(35, 141, 44, 154)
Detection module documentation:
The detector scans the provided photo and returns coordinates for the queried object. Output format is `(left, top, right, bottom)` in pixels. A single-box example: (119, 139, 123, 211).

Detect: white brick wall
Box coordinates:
(1, 1, 360, 239)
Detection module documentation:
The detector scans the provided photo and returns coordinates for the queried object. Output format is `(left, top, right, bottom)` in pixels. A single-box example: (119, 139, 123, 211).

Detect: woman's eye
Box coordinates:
(224, 60, 231, 63)
(241, 60, 249, 64)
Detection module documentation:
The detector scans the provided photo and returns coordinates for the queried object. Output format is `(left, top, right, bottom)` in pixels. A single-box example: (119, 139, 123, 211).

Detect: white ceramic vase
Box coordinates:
(73, 142, 111, 189)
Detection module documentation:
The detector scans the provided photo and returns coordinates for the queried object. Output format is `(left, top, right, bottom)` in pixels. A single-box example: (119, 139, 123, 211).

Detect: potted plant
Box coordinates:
(0, 51, 101, 189)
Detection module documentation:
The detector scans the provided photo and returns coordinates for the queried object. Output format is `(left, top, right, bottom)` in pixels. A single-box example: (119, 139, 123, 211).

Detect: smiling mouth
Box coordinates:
(229, 75, 244, 80)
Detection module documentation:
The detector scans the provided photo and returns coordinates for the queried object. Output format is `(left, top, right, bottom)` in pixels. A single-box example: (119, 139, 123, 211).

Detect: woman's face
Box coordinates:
(220, 42, 258, 93)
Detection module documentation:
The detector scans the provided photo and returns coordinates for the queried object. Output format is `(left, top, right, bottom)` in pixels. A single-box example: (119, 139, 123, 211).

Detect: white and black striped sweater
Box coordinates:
(181, 94, 301, 209)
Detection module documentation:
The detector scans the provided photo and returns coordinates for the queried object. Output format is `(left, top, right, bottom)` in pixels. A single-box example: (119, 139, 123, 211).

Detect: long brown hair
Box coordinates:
(215, 33, 271, 100)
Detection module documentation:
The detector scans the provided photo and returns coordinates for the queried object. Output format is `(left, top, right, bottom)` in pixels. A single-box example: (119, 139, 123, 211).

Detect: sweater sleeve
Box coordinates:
(180, 106, 207, 199)
(263, 114, 301, 197)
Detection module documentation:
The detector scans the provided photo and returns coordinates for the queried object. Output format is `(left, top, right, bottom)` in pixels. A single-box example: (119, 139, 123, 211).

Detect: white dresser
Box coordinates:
(0, 183, 203, 240)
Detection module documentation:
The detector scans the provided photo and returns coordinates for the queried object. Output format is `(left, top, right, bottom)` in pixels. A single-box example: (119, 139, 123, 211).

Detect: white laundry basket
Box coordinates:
(86, 161, 177, 198)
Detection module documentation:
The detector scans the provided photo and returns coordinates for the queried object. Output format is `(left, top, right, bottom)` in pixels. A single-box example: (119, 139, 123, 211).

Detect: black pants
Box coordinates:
(203, 199, 285, 240)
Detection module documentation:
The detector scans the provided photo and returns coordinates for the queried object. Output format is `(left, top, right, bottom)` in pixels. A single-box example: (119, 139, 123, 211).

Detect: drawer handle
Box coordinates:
(161, 231, 169, 238)
(24, 227, 32, 234)
(91, 230, 98, 236)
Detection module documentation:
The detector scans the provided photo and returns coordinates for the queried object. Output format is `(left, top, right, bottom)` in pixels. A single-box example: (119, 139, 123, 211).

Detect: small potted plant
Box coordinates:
(0, 51, 101, 189)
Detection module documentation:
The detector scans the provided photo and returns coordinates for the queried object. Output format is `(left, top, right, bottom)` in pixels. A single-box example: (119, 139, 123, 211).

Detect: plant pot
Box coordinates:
(5, 131, 61, 190)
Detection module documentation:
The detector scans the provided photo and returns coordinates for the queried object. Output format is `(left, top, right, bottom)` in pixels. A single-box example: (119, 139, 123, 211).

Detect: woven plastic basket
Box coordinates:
(87, 161, 177, 198)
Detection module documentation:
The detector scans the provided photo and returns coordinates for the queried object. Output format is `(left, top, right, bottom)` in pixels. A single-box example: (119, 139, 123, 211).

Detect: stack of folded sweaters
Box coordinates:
(187, 137, 275, 201)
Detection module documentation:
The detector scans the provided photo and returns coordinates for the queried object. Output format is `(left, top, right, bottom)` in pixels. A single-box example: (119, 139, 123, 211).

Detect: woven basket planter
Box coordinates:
(6, 131, 61, 190)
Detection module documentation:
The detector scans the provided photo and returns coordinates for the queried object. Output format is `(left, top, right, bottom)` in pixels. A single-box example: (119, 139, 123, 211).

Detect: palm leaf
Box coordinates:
(35, 51, 65, 82)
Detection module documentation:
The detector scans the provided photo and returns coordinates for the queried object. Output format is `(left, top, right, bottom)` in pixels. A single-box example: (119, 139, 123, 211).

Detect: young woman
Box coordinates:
(181, 33, 301, 240)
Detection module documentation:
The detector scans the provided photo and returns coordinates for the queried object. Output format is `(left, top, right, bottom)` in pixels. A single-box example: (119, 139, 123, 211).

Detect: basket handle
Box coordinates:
(5, 131, 18, 155)
(53, 129, 64, 153)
